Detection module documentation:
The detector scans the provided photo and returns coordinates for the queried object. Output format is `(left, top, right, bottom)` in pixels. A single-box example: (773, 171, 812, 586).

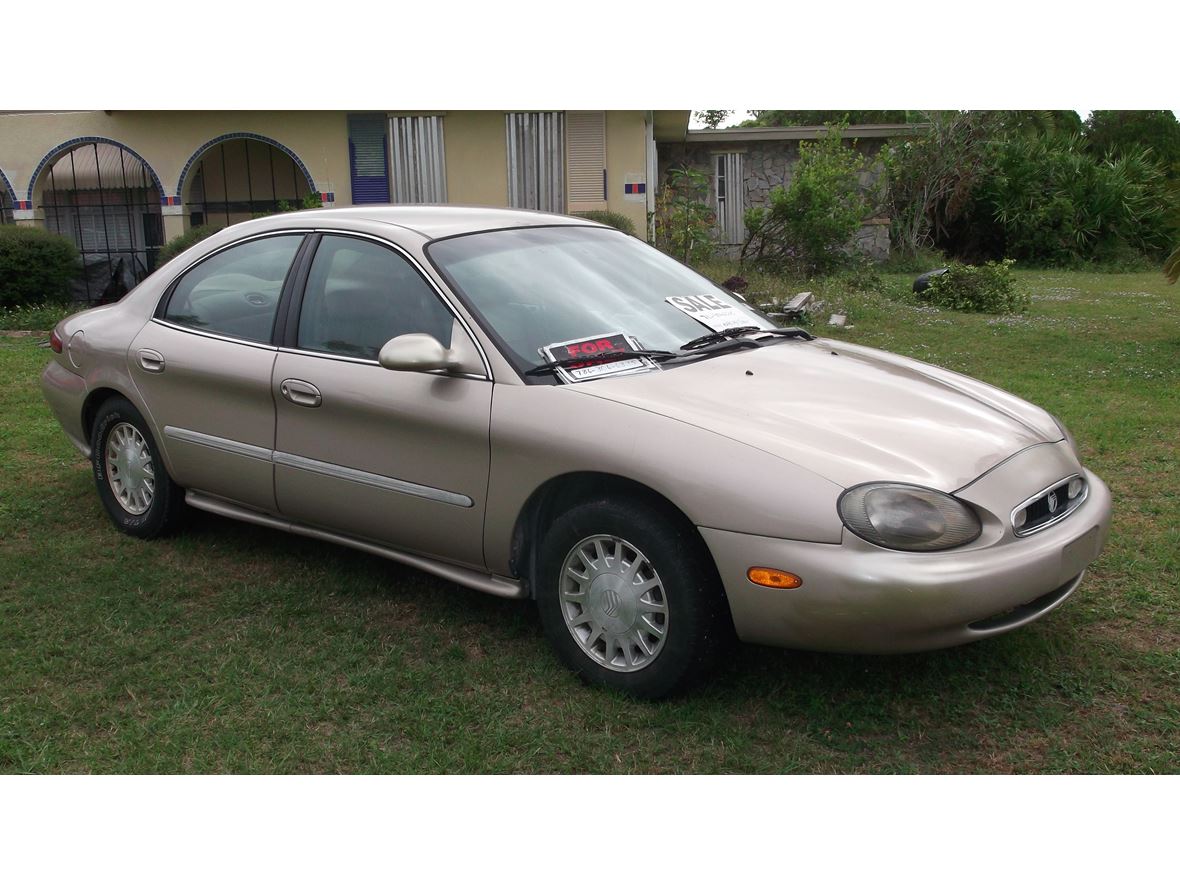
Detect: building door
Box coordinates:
(715, 152, 745, 245)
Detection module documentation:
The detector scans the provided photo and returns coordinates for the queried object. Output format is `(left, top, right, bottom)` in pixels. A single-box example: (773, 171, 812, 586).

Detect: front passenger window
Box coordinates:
(297, 235, 453, 360)
(163, 235, 303, 343)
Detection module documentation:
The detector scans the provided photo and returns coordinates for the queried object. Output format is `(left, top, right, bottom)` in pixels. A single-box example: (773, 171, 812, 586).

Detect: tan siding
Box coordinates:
(604, 110, 649, 236)
(440, 112, 508, 206)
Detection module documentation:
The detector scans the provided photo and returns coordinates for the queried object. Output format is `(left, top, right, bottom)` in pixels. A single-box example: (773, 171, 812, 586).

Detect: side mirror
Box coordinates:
(378, 333, 462, 373)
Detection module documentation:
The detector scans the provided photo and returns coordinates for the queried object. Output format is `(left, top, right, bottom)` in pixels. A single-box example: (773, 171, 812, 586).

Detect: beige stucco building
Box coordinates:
(0, 110, 689, 298)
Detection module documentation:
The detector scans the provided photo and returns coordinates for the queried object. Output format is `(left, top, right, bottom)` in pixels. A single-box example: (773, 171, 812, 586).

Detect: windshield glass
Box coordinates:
(426, 225, 775, 376)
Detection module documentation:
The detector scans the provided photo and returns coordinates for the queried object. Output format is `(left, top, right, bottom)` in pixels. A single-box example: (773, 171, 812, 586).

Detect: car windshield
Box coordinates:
(426, 225, 775, 377)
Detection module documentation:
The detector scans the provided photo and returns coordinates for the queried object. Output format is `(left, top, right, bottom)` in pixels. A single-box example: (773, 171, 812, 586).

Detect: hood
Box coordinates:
(571, 338, 1063, 491)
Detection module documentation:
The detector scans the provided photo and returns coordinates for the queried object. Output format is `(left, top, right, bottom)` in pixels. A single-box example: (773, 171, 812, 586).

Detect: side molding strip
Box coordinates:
(271, 450, 474, 508)
(164, 425, 273, 461)
(165, 426, 474, 508)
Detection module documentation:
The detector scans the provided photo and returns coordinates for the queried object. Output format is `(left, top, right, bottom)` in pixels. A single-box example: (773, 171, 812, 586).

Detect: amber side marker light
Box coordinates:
(747, 567, 803, 589)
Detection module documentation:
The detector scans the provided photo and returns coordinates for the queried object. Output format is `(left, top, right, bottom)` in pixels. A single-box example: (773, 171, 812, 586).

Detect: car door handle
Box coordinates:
(280, 379, 322, 408)
(137, 349, 165, 373)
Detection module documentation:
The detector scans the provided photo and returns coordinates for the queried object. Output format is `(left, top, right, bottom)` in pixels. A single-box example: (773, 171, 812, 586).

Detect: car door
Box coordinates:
(129, 233, 306, 512)
(271, 233, 493, 568)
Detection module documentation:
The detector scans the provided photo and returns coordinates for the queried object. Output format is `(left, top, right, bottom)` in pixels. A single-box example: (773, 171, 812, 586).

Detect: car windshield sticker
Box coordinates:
(665, 293, 772, 332)
(540, 332, 658, 383)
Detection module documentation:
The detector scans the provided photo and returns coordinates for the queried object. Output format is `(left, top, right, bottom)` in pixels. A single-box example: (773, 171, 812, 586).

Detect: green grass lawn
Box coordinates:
(1, 268, 1177, 773)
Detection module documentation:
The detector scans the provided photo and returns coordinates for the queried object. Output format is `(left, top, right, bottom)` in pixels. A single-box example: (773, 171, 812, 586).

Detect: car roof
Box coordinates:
(260, 205, 598, 241)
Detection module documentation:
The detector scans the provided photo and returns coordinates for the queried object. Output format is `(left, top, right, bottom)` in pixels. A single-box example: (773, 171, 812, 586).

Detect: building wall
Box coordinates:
(439, 111, 509, 206)
(0, 110, 347, 209)
(440, 109, 651, 234)
(603, 110, 649, 236)
(0, 110, 661, 241)
(659, 138, 892, 260)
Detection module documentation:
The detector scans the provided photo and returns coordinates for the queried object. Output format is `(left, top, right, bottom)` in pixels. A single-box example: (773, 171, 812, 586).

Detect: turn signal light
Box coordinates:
(747, 567, 803, 589)
(49, 328, 63, 353)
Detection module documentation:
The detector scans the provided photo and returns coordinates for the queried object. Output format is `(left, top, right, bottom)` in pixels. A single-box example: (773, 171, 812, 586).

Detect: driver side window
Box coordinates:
(163, 234, 303, 343)
(296, 235, 453, 360)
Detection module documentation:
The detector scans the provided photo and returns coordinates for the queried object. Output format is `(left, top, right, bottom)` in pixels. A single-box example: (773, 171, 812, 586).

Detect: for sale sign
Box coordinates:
(539, 332, 657, 383)
(665, 293, 768, 332)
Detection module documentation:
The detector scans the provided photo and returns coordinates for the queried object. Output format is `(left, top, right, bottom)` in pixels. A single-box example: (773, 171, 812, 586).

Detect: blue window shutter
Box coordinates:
(348, 115, 390, 204)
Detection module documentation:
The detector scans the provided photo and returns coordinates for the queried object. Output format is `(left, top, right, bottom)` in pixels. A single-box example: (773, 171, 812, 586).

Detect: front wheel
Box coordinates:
(91, 396, 185, 538)
(536, 497, 732, 699)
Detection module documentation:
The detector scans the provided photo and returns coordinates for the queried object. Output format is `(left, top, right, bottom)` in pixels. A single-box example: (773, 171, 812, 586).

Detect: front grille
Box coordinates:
(1011, 474, 1087, 537)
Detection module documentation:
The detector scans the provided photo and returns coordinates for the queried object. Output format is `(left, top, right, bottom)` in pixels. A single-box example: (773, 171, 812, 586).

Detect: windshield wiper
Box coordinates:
(525, 349, 678, 376)
(679, 326, 815, 351)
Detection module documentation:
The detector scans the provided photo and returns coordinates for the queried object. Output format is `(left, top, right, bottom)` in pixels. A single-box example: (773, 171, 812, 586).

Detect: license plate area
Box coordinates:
(1061, 526, 1099, 583)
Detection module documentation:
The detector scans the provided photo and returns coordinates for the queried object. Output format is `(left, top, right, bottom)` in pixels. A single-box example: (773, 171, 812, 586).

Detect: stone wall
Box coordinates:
(659, 137, 891, 261)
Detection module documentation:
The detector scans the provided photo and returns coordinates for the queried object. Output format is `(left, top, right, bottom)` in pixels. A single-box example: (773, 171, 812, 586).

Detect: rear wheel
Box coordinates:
(536, 496, 731, 699)
(91, 396, 185, 538)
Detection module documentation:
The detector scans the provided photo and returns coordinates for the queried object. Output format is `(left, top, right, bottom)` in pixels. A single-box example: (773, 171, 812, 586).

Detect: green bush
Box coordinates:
(920, 259, 1028, 313)
(156, 224, 221, 265)
(1165, 244, 1180, 284)
(742, 127, 871, 274)
(883, 112, 1178, 266)
(574, 210, 636, 236)
(654, 165, 716, 263)
(0, 226, 79, 308)
(0, 301, 77, 331)
(975, 136, 1173, 264)
(879, 245, 949, 275)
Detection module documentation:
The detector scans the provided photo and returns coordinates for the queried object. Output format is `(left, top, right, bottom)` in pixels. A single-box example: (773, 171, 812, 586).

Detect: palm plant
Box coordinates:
(1165, 245, 1180, 283)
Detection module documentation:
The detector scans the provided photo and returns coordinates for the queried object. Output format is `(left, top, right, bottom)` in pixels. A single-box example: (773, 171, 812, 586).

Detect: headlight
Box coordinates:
(838, 482, 982, 552)
(1051, 413, 1080, 458)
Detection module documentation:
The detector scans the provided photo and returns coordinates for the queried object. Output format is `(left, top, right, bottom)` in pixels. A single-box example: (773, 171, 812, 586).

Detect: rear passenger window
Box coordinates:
(297, 235, 453, 360)
(164, 235, 303, 343)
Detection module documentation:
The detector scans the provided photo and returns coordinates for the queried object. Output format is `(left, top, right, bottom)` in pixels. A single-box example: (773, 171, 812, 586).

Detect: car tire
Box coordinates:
(91, 396, 185, 538)
(536, 495, 732, 699)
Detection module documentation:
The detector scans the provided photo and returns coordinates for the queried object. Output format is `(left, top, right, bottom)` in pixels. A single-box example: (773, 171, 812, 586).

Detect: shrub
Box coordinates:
(0, 226, 79, 308)
(882, 112, 1000, 260)
(975, 136, 1173, 264)
(879, 245, 949, 275)
(0, 301, 77, 331)
(742, 127, 872, 275)
(574, 210, 636, 236)
(156, 225, 221, 265)
(275, 193, 323, 214)
(654, 165, 716, 263)
(919, 259, 1027, 313)
(884, 112, 1178, 265)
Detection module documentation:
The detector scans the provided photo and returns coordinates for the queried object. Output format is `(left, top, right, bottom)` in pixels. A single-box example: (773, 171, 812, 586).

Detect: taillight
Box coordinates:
(49, 328, 63, 353)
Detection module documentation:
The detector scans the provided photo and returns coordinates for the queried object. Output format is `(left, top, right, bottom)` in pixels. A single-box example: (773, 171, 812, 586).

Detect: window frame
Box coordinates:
(277, 230, 493, 380)
(154, 231, 312, 348)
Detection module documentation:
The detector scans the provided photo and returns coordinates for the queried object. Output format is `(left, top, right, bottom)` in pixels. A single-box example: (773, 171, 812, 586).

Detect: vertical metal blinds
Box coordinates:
(506, 112, 565, 213)
(348, 115, 390, 204)
(390, 116, 448, 203)
(565, 111, 606, 204)
(715, 152, 746, 244)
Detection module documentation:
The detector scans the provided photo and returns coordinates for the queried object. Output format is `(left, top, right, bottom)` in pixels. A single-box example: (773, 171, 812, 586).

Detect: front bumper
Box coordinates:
(701, 458, 1112, 654)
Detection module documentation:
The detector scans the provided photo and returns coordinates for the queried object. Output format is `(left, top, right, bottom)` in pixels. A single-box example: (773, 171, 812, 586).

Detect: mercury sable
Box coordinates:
(41, 206, 1112, 697)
